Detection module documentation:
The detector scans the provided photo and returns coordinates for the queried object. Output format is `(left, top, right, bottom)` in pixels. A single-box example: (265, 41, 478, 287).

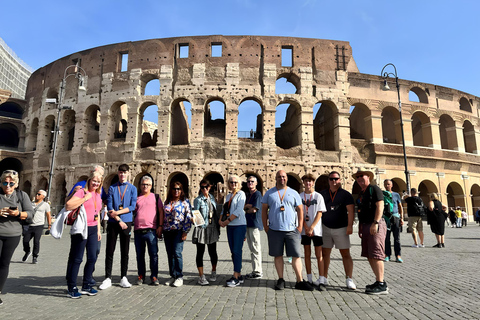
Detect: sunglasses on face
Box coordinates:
(200, 186, 209, 189)
(329, 177, 340, 181)
(229, 181, 238, 184)
(247, 181, 255, 183)
(36, 193, 43, 196)
(141, 184, 151, 187)
(356, 174, 366, 179)
(173, 188, 181, 191)
(2, 182, 15, 187)
(3, 170, 18, 176)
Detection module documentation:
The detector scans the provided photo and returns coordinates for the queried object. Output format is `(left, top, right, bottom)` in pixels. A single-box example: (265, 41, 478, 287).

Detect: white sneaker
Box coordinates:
(313, 277, 322, 286)
(120, 276, 131, 288)
(411, 244, 419, 248)
(99, 278, 112, 290)
(419, 244, 425, 248)
(172, 277, 183, 287)
(346, 277, 356, 290)
(198, 275, 209, 286)
(165, 277, 175, 286)
(208, 271, 217, 282)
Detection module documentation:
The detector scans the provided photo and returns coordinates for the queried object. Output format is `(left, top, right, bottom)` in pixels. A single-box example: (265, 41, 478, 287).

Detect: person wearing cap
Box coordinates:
(299, 173, 326, 288)
(354, 168, 388, 294)
(22, 189, 51, 264)
(100, 164, 137, 290)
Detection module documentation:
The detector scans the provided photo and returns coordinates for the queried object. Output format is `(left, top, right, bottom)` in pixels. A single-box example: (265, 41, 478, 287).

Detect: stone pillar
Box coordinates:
(225, 102, 238, 160)
(337, 109, 353, 162)
(366, 114, 382, 143)
(300, 102, 315, 153)
(400, 118, 414, 147)
(472, 129, 480, 154)
(428, 122, 442, 149)
(452, 124, 465, 152)
(261, 99, 276, 159)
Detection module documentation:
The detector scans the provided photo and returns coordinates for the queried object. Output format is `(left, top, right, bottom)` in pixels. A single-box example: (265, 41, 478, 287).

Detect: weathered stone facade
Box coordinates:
(5, 35, 480, 217)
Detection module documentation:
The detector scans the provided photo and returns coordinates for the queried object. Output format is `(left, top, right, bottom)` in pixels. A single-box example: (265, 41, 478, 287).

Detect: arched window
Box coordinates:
(171, 100, 191, 146)
(381, 107, 400, 144)
(446, 182, 465, 209)
(110, 102, 128, 141)
(463, 120, 476, 153)
(204, 100, 225, 140)
(168, 172, 190, 199)
(238, 99, 262, 139)
(0, 123, 19, 148)
(275, 102, 301, 149)
(411, 112, 432, 147)
(144, 78, 160, 96)
(349, 104, 370, 140)
(409, 87, 428, 104)
(0, 102, 23, 119)
(27, 118, 39, 151)
(439, 114, 457, 150)
(276, 74, 299, 94)
(459, 97, 472, 113)
(287, 173, 301, 192)
(313, 102, 336, 150)
(85, 105, 100, 143)
(140, 103, 159, 148)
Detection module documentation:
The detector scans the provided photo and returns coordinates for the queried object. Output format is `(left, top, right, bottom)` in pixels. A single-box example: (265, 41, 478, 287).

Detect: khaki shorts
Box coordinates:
(322, 226, 351, 250)
(408, 216, 423, 232)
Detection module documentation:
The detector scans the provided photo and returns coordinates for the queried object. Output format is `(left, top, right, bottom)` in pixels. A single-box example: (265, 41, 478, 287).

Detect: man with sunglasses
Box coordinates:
(319, 171, 356, 290)
(22, 190, 51, 264)
(244, 176, 263, 280)
(353, 168, 387, 294)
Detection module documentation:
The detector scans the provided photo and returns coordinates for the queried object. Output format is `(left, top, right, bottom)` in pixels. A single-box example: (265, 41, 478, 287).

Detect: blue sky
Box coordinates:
(2, 0, 479, 130)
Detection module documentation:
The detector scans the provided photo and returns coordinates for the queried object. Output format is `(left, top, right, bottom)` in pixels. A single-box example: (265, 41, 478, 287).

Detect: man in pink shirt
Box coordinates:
(134, 176, 163, 285)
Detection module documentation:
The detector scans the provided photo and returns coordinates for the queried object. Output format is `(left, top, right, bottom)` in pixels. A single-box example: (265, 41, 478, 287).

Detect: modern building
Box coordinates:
(0, 37, 33, 99)
(5, 35, 480, 217)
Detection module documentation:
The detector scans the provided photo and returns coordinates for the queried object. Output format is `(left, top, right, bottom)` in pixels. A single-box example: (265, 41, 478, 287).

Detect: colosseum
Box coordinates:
(1, 35, 480, 217)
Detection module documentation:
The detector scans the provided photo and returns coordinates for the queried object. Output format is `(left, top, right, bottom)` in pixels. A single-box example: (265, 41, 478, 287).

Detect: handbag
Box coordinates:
(65, 189, 86, 225)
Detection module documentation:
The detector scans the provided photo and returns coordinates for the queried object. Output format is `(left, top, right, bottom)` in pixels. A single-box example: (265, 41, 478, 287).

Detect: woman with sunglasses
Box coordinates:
(192, 179, 219, 285)
(161, 181, 192, 287)
(0, 170, 33, 305)
(64, 170, 103, 298)
(219, 175, 246, 287)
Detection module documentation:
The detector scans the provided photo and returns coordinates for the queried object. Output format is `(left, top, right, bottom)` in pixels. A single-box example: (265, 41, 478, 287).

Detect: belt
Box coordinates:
(135, 228, 155, 234)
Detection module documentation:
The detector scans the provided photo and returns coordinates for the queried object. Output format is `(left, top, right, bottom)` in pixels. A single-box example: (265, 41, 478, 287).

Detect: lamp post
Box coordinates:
(381, 63, 410, 194)
(46, 64, 86, 202)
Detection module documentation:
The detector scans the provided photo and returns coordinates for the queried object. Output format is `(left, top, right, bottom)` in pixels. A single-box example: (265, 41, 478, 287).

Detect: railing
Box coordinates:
(238, 130, 262, 139)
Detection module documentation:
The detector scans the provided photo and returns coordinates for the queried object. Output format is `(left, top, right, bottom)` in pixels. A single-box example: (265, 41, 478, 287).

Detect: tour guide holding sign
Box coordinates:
(99, 164, 137, 290)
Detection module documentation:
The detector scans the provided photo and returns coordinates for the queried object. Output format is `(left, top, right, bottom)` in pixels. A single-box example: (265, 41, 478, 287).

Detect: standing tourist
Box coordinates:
(262, 170, 313, 291)
(162, 181, 192, 287)
(64, 170, 103, 298)
(0, 170, 33, 305)
(427, 193, 448, 248)
(404, 188, 425, 247)
(134, 176, 163, 286)
(192, 179, 219, 285)
(244, 176, 263, 280)
(299, 174, 326, 288)
(100, 164, 137, 290)
(454, 207, 462, 228)
(383, 179, 404, 263)
(354, 168, 388, 294)
(320, 171, 356, 290)
(461, 209, 467, 227)
(220, 175, 247, 287)
(22, 189, 51, 264)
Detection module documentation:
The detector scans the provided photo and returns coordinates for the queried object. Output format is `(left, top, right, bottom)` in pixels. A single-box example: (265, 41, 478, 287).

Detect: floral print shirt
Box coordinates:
(163, 199, 192, 232)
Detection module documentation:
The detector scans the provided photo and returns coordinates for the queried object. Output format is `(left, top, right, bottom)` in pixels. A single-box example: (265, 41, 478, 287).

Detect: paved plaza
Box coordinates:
(2, 222, 480, 319)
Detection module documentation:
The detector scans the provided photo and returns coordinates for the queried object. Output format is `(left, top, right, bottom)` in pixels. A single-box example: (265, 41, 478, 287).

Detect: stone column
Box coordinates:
(452, 123, 465, 152)
(428, 122, 442, 149)
(399, 118, 414, 147)
(366, 114, 382, 143)
(225, 101, 238, 160)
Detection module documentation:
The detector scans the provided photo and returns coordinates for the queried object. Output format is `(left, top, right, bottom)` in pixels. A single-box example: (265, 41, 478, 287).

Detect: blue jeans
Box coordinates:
(163, 230, 184, 279)
(66, 226, 99, 291)
(456, 218, 462, 228)
(227, 225, 247, 273)
(385, 217, 401, 257)
(134, 229, 158, 279)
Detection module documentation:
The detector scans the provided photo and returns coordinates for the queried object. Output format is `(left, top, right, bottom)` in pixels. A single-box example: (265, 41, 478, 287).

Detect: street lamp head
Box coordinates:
(45, 98, 57, 104)
(78, 75, 86, 91)
(382, 79, 390, 91)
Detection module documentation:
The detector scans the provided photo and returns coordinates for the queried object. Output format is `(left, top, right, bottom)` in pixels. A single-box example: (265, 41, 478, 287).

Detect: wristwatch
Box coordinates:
(373, 220, 379, 224)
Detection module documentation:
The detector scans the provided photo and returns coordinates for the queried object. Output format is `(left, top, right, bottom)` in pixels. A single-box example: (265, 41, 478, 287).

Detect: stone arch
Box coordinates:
(381, 106, 401, 144)
(470, 184, 480, 213)
(37, 176, 48, 193)
(287, 173, 301, 193)
(0, 157, 23, 177)
(418, 180, 438, 205)
(391, 178, 407, 195)
(109, 101, 128, 141)
(46, 87, 58, 101)
(238, 98, 263, 139)
(59, 109, 75, 151)
(241, 171, 264, 194)
(314, 174, 329, 193)
(171, 99, 190, 146)
(167, 172, 190, 199)
(439, 114, 457, 150)
(84, 105, 100, 143)
(275, 100, 302, 149)
(446, 181, 465, 210)
(411, 111, 432, 147)
(139, 101, 158, 148)
(313, 101, 337, 150)
(43, 115, 56, 152)
(23, 180, 32, 199)
(463, 120, 476, 153)
(276, 73, 300, 94)
(103, 173, 118, 190)
(0, 123, 19, 148)
(349, 103, 371, 140)
(204, 98, 225, 140)
(0, 101, 23, 119)
(409, 87, 428, 104)
(26, 118, 39, 151)
(77, 175, 89, 183)
(204, 172, 225, 197)
(141, 74, 160, 96)
(459, 97, 472, 113)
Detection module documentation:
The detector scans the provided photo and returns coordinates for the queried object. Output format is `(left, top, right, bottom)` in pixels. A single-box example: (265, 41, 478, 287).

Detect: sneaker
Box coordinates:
(313, 276, 327, 287)
(151, 277, 159, 286)
(441, 243, 445, 248)
(208, 271, 217, 282)
(136, 276, 144, 285)
(165, 277, 175, 286)
(238, 275, 245, 284)
(365, 281, 388, 295)
(172, 277, 183, 287)
(275, 278, 286, 290)
(396, 256, 404, 263)
(79, 287, 98, 296)
(198, 275, 209, 286)
(295, 280, 314, 291)
(384, 256, 390, 262)
(99, 278, 112, 290)
(419, 244, 425, 248)
(120, 276, 132, 288)
(432, 244, 441, 248)
(22, 252, 31, 263)
(32, 257, 38, 264)
(67, 287, 82, 299)
(245, 272, 263, 279)
(411, 244, 419, 248)
(287, 257, 293, 264)
(346, 277, 356, 290)
(226, 277, 240, 287)
(0, 298, 2, 305)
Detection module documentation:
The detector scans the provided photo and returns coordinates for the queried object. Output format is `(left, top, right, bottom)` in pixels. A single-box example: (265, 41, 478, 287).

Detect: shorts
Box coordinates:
(408, 216, 423, 232)
(322, 226, 351, 250)
(267, 229, 302, 258)
(360, 221, 386, 260)
(301, 235, 323, 247)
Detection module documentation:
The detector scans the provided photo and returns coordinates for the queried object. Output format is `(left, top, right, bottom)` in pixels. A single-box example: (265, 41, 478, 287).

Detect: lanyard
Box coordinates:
(228, 191, 237, 208)
(277, 187, 287, 204)
(303, 192, 312, 213)
(329, 189, 338, 203)
(117, 184, 128, 205)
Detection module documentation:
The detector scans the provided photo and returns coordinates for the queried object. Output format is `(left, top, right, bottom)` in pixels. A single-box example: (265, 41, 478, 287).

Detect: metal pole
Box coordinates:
(396, 76, 410, 193)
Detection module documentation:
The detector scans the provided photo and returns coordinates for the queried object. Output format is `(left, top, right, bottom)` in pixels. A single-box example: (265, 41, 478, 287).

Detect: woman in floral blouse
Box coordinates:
(159, 181, 192, 287)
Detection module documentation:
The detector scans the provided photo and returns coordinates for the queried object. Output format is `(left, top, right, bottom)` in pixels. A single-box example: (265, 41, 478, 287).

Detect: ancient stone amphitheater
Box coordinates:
(1, 35, 479, 217)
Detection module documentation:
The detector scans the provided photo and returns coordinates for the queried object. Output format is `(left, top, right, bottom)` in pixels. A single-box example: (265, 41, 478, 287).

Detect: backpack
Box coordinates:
(413, 197, 427, 217)
(382, 190, 394, 220)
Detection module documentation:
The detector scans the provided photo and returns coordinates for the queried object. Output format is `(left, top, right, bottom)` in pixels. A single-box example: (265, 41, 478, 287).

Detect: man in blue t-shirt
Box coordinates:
(261, 170, 313, 291)
(384, 179, 404, 263)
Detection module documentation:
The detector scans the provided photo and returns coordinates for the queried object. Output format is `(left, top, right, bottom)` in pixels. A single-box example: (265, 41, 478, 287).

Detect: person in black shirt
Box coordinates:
(404, 188, 425, 247)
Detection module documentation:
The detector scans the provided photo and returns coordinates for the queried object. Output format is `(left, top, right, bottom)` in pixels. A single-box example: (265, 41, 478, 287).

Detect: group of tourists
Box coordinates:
(0, 164, 460, 304)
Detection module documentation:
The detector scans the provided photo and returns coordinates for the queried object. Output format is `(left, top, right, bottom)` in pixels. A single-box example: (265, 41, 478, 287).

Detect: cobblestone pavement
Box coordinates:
(2, 222, 480, 319)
